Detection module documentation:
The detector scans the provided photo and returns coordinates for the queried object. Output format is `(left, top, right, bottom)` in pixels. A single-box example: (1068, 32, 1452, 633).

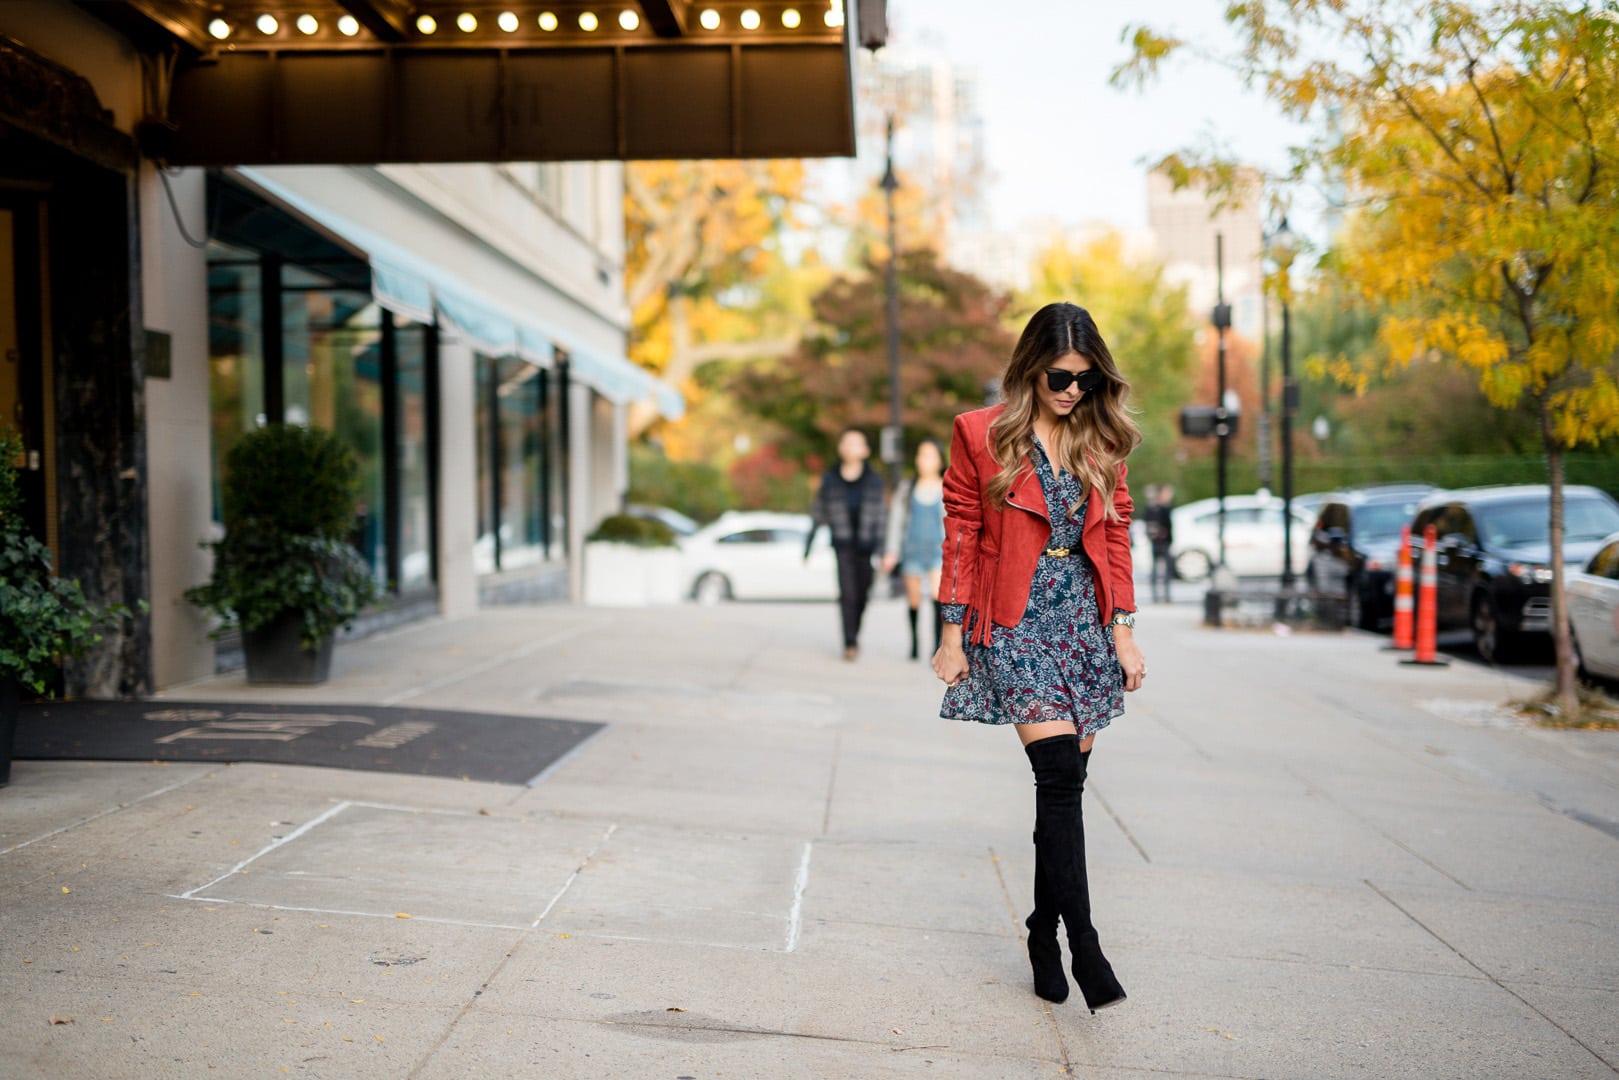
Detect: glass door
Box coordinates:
(0, 198, 51, 554)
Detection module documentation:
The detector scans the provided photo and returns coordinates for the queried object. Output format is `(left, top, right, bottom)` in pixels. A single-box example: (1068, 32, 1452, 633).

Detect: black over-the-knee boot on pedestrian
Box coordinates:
(1025, 826, 1068, 1003)
(907, 605, 920, 659)
(1024, 734, 1127, 1012)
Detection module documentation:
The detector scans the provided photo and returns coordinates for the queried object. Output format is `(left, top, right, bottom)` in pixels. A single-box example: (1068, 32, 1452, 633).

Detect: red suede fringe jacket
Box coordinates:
(939, 404, 1137, 646)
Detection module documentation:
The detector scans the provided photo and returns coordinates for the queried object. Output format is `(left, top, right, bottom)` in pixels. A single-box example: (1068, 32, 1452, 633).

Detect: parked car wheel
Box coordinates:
(693, 572, 733, 605)
(1471, 593, 1515, 664)
(1175, 548, 1213, 583)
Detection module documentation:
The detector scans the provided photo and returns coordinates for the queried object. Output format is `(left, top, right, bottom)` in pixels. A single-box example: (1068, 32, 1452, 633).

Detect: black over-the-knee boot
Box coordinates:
(907, 605, 920, 659)
(1024, 734, 1126, 1012)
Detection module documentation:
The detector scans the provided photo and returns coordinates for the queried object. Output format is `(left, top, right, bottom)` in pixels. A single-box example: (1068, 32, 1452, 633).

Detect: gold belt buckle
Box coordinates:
(1043, 547, 1070, 558)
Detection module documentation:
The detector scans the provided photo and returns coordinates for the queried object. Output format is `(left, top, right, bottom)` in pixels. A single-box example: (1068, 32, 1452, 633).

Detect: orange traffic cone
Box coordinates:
(1386, 524, 1414, 651)
(1401, 524, 1450, 668)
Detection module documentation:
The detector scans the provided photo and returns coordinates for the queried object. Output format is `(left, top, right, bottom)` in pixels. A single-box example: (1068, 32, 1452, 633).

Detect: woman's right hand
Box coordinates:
(932, 624, 969, 687)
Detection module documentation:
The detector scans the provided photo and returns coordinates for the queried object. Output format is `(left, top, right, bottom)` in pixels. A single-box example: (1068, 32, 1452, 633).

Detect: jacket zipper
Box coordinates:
(948, 524, 963, 602)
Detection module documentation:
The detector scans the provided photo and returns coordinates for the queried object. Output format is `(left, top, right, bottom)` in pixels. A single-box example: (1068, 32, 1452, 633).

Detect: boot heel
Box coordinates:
(1070, 931, 1126, 1013)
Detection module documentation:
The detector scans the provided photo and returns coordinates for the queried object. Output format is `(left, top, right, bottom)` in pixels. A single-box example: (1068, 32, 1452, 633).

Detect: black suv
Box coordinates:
(1410, 485, 1619, 663)
(1306, 484, 1437, 630)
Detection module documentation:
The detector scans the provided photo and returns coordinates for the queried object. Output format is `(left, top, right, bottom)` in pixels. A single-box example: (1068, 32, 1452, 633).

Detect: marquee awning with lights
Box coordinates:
(81, 0, 884, 166)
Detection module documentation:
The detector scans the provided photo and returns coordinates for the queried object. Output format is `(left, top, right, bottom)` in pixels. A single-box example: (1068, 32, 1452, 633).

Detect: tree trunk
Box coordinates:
(1542, 404, 1578, 712)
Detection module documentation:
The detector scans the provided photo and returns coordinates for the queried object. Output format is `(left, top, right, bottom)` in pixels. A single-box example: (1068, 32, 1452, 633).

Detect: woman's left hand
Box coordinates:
(1115, 632, 1147, 692)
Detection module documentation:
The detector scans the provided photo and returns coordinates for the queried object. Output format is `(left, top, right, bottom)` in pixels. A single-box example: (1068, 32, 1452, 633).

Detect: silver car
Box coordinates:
(1570, 532, 1619, 682)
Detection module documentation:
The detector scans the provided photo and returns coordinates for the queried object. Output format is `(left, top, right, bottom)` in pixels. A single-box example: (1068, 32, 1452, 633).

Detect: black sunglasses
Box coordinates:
(1044, 368, 1105, 394)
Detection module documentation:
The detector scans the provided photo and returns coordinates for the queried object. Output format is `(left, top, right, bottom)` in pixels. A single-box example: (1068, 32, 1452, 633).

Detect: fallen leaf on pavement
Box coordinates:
(394, 913, 412, 920)
(49, 1016, 74, 1025)
(666, 1007, 685, 1012)
(61, 887, 70, 894)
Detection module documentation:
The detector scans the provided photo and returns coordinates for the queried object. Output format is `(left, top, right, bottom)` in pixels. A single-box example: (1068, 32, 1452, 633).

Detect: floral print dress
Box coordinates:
(939, 439, 1125, 737)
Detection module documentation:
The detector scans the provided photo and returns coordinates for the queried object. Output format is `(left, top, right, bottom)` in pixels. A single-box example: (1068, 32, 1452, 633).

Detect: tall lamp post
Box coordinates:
(880, 115, 904, 487)
(1213, 233, 1233, 571)
(1257, 236, 1273, 492)
(1265, 216, 1301, 589)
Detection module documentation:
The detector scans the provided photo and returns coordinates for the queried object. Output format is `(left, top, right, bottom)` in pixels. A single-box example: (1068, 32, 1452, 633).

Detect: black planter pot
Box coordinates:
(0, 675, 18, 787)
(242, 611, 335, 685)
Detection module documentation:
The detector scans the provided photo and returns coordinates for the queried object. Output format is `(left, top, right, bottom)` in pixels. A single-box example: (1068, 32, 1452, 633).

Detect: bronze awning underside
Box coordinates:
(81, 1, 879, 164)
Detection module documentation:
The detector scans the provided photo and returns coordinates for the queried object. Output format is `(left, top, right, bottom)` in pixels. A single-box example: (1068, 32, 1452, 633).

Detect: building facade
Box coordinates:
(1145, 167, 1265, 340)
(0, 2, 683, 694)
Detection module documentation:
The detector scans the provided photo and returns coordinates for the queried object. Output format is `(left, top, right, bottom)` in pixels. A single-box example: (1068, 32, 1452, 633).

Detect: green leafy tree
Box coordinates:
(1020, 231, 1199, 493)
(1116, 1, 1619, 708)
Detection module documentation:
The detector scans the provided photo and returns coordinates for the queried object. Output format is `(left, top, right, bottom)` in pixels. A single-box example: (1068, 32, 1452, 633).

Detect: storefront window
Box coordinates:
(475, 355, 498, 574)
(282, 269, 386, 586)
(395, 321, 434, 592)
(207, 179, 448, 603)
(498, 357, 545, 568)
(474, 354, 550, 573)
(205, 241, 265, 522)
(206, 192, 435, 598)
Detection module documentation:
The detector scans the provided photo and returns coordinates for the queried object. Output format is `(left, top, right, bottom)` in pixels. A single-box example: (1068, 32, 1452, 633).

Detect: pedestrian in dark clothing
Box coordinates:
(1143, 484, 1176, 603)
(808, 427, 888, 660)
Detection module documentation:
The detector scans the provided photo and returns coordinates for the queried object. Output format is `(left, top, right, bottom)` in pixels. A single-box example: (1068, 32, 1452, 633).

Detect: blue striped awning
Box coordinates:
(232, 168, 682, 419)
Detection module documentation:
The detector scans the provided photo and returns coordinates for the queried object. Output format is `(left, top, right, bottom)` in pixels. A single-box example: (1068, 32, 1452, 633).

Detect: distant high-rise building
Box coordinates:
(812, 45, 990, 272)
(1146, 167, 1264, 339)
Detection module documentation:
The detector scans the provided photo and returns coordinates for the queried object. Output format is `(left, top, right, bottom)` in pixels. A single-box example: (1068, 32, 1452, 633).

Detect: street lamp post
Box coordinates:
(1258, 241, 1273, 491)
(1213, 233, 1233, 572)
(1266, 216, 1301, 590)
(880, 115, 903, 487)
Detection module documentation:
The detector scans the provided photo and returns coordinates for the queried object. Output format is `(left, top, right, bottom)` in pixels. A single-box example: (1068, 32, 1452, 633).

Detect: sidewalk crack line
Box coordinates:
(2, 767, 217, 857)
(1089, 783, 1151, 864)
(1364, 879, 1617, 1073)
(990, 845, 1073, 1075)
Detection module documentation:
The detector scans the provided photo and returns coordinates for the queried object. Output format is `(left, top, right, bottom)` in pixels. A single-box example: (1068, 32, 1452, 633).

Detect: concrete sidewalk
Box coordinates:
(3, 599, 1617, 1078)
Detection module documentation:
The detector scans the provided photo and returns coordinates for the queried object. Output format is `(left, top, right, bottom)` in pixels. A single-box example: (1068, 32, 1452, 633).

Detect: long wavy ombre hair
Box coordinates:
(985, 303, 1141, 520)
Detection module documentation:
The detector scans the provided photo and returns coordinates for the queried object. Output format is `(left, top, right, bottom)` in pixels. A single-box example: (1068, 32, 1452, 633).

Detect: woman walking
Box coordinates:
(807, 427, 888, 660)
(882, 438, 948, 660)
(932, 302, 1146, 1011)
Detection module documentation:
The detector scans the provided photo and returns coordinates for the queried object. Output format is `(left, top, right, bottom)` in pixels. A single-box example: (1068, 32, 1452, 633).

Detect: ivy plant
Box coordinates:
(0, 429, 134, 694)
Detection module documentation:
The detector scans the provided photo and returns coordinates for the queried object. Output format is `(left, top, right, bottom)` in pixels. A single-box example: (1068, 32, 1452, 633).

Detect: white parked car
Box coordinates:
(1135, 493, 1318, 581)
(1570, 531, 1619, 681)
(679, 511, 840, 604)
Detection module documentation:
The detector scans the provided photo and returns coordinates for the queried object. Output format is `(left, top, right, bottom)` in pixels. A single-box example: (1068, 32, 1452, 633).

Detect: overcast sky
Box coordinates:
(882, 0, 1312, 236)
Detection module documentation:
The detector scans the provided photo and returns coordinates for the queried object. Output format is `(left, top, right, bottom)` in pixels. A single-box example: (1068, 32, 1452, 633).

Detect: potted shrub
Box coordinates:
(0, 429, 133, 787)
(583, 513, 684, 606)
(186, 424, 380, 684)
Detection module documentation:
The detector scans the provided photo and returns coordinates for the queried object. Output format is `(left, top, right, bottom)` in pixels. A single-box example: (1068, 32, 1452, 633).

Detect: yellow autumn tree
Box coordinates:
(624, 160, 810, 439)
(1116, 2, 1619, 709)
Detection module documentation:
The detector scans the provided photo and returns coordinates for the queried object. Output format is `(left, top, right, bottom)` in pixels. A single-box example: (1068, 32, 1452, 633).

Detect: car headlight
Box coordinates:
(1508, 562, 1554, 584)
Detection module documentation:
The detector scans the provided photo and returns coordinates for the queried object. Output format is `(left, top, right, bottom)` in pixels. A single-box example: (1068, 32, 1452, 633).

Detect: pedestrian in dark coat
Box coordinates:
(807, 427, 888, 660)
(1143, 484, 1176, 602)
